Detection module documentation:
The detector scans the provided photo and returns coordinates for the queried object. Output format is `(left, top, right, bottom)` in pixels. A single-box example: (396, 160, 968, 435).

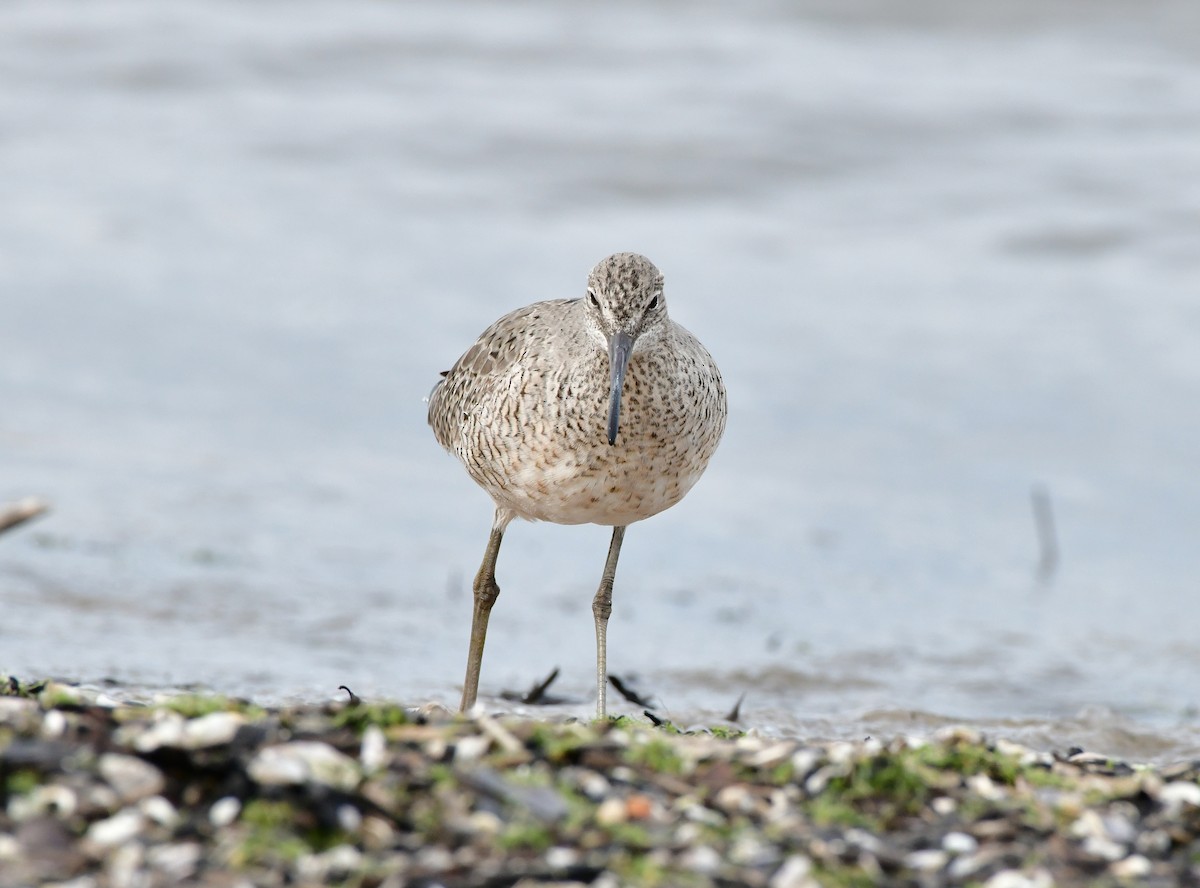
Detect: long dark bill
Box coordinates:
(606, 330, 633, 446)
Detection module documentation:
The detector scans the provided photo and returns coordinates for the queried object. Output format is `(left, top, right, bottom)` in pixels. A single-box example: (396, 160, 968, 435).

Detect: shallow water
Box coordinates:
(3, 0, 1200, 763)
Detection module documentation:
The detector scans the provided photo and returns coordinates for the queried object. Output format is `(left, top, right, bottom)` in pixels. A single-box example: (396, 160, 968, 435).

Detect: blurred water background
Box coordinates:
(3, 0, 1200, 761)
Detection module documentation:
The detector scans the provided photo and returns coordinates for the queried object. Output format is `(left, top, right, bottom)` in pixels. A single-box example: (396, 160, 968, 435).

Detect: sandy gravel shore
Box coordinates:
(2, 677, 1198, 887)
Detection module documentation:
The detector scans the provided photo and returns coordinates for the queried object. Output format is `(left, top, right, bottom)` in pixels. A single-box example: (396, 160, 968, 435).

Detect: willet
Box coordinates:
(428, 252, 726, 718)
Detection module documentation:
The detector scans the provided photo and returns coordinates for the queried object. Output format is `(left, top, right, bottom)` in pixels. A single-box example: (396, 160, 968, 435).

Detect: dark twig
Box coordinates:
(500, 667, 571, 705)
(725, 692, 746, 723)
(608, 674, 654, 708)
(0, 498, 48, 536)
(643, 709, 665, 727)
(338, 685, 361, 705)
(522, 667, 560, 704)
(1031, 483, 1059, 582)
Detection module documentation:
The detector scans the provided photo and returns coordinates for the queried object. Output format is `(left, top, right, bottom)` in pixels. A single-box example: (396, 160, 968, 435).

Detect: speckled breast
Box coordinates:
(460, 341, 725, 527)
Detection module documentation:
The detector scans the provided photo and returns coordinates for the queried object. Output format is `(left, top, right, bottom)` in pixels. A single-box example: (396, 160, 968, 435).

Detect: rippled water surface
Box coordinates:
(3, 0, 1200, 762)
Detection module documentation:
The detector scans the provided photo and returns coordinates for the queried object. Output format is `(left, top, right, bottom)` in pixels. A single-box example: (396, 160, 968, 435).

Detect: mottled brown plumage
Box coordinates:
(429, 253, 726, 717)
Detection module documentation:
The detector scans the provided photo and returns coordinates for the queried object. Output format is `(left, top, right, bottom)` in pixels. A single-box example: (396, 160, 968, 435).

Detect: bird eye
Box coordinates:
(587, 291, 600, 310)
(647, 294, 660, 311)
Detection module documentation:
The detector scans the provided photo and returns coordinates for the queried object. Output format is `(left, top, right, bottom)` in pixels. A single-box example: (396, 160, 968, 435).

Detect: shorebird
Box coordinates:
(428, 253, 726, 718)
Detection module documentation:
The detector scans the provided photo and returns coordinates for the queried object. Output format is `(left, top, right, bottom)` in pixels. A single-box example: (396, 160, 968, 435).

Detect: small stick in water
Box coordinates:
(521, 667, 560, 704)
(500, 667, 570, 705)
(725, 692, 746, 723)
(608, 674, 654, 708)
(338, 685, 361, 705)
(1031, 483, 1059, 582)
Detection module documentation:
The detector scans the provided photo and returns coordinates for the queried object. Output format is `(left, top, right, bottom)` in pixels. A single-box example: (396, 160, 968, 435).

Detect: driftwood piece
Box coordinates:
(0, 498, 48, 536)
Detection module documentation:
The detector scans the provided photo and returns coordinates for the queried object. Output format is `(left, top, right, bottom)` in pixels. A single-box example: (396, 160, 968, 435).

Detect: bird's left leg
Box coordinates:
(591, 525, 626, 720)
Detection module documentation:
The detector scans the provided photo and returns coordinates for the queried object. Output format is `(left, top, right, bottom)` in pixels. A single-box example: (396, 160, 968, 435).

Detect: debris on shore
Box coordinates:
(2, 677, 1198, 887)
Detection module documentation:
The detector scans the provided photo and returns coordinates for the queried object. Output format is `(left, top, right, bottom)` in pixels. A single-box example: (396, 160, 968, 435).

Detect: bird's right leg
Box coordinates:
(460, 511, 508, 712)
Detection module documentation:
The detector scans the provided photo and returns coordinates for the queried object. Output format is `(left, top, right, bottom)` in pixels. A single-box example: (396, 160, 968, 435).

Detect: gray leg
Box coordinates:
(460, 521, 505, 712)
(592, 525, 627, 720)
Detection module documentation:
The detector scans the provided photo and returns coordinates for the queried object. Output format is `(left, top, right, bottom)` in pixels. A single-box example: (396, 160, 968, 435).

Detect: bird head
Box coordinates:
(582, 253, 668, 446)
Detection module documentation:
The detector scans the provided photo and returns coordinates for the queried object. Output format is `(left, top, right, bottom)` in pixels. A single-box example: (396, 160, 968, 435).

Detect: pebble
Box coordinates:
(466, 810, 502, 835)
(139, 795, 179, 829)
(146, 842, 202, 881)
(931, 796, 957, 816)
(125, 713, 186, 752)
(38, 682, 81, 706)
(1135, 828, 1171, 856)
(0, 697, 38, 725)
(80, 783, 119, 818)
(595, 797, 627, 825)
(983, 870, 1054, 888)
(735, 734, 767, 755)
(674, 821, 702, 845)
(1109, 853, 1153, 878)
(1101, 809, 1137, 845)
(747, 741, 796, 768)
(1159, 780, 1200, 813)
(361, 725, 387, 772)
(678, 843, 721, 874)
(730, 834, 778, 867)
(769, 855, 816, 888)
(1066, 750, 1111, 766)
(825, 741, 858, 765)
(1082, 833, 1127, 862)
(83, 809, 144, 852)
(1070, 809, 1106, 841)
(460, 766, 569, 822)
(789, 748, 820, 778)
(994, 738, 1045, 765)
(17, 815, 81, 871)
(765, 787, 794, 824)
(415, 845, 454, 871)
(296, 844, 363, 882)
(182, 711, 245, 749)
(943, 831, 978, 855)
(544, 846, 580, 870)
(844, 828, 882, 855)
(209, 796, 241, 827)
(362, 815, 397, 849)
(453, 734, 491, 762)
(575, 769, 611, 800)
(248, 741, 360, 791)
(935, 726, 984, 745)
(108, 842, 143, 885)
(905, 848, 948, 871)
(966, 773, 1004, 801)
(41, 709, 67, 739)
(625, 793, 655, 820)
(714, 784, 755, 814)
(948, 849, 998, 881)
(8, 784, 77, 822)
(98, 753, 165, 803)
(804, 765, 838, 794)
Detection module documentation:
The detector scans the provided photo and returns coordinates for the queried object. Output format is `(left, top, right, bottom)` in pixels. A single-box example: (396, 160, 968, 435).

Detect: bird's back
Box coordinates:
(428, 298, 580, 454)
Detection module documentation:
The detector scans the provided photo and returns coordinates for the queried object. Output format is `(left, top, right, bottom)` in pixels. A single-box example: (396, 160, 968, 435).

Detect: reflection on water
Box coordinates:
(2, 0, 1200, 759)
